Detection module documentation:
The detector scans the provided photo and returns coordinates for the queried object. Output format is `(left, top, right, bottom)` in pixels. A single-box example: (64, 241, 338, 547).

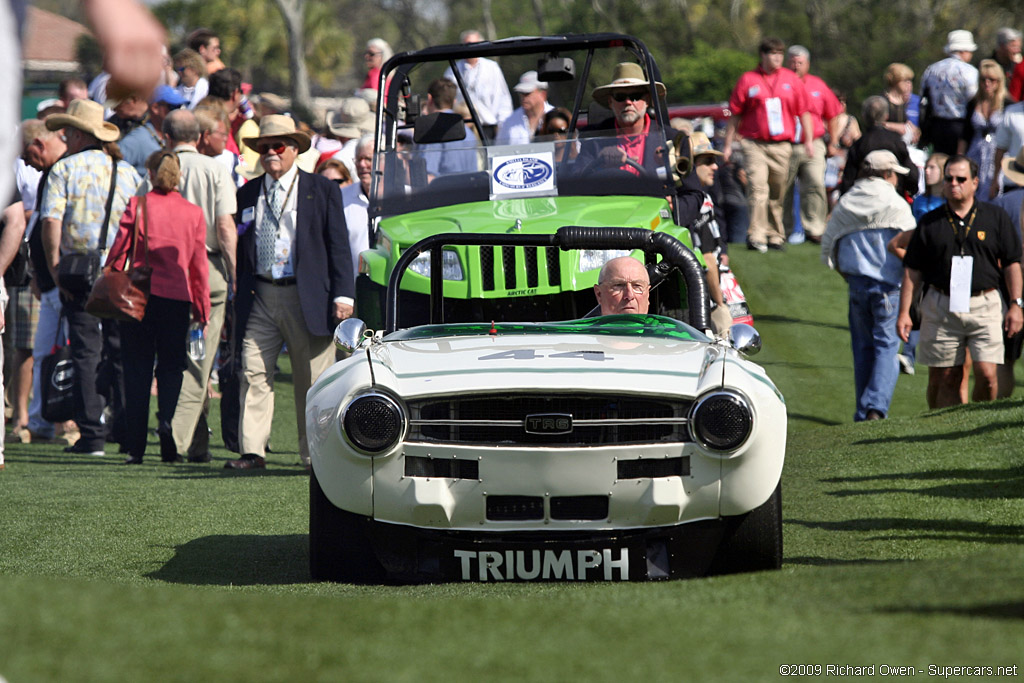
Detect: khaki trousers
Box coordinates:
(238, 281, 333, 463)
(172, 254, 229, 455)
(783, 138, 828, 237)
(741, 139, 793, 245)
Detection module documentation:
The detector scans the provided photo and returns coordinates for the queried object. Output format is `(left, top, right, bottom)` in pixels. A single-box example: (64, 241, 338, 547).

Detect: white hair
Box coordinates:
(366, 38, 393, 62)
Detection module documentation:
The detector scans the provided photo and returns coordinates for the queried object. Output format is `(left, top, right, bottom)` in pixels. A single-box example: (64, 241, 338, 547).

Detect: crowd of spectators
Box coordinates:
(3, 13, 1024, 472)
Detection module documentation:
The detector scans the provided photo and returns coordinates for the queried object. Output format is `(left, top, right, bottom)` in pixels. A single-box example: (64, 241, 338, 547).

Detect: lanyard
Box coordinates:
(261, 172, 298, 225)
(945, 203, 977, 255)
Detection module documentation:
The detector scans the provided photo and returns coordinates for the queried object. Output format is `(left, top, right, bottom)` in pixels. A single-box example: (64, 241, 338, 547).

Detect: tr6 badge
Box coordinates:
(524, 413, 573, 434)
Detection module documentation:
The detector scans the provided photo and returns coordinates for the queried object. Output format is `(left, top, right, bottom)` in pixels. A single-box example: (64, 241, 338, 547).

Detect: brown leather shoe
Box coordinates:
(225, 455, 266, 470)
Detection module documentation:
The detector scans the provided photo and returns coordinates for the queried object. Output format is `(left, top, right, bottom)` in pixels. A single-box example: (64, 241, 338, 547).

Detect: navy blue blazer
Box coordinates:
(234, 169, 354, 338)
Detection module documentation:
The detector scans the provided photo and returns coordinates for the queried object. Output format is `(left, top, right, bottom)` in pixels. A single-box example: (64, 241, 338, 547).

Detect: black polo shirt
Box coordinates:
(904, 200, 1021, 292)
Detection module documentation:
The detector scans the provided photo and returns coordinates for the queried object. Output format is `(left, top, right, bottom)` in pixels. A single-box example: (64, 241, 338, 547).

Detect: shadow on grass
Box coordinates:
(853, 420, 1021, 446)
(824, 465, 1024, 484)
(788, 518, 1024, 544)
(786, 556, 907, 567)
(880, 601, 1024, 621)
(148, 534, 309, 585)
(755, 314, 849, 333)
(787, 412, 843, 426)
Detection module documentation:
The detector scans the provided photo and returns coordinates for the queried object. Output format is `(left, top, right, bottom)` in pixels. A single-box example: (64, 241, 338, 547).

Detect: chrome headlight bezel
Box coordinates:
(340, 391, 407, 456)
(688, 389, 754, 454)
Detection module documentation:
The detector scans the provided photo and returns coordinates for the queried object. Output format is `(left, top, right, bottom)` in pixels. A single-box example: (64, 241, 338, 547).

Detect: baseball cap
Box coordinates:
(152, 85, 188, 107)
(864, 150, 909, 175)
(513, 71, 547, 94)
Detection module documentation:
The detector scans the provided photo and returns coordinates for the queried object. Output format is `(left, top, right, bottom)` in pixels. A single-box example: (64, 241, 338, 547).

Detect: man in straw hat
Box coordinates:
(226, 115, 354, 470)
(39, 98, 141, 457)
(919, 30, 979, 155)
(685, 132, 732, 337)
(579, 62, 704, 228)
(821, 150, 917, 421)
(723, 37, 814, 253)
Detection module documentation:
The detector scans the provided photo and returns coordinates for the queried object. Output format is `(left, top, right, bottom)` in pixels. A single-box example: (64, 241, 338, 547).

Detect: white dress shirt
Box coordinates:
(341, 182, 370, 277)
(443, 58, 513, 127)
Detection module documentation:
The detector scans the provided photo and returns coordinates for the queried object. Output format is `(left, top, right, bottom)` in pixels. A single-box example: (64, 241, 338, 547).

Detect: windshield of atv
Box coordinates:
(369, 42, 677, 219)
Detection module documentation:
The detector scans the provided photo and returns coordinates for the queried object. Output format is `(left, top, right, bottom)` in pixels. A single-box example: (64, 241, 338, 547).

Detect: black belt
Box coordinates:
(257, 275, 297, 287)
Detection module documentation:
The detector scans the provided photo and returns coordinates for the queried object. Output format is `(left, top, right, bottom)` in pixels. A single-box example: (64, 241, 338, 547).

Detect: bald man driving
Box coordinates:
(594, 256, 651, 315)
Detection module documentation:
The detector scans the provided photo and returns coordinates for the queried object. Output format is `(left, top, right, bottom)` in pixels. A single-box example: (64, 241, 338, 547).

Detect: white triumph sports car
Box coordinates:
(307, 228, 786, 582)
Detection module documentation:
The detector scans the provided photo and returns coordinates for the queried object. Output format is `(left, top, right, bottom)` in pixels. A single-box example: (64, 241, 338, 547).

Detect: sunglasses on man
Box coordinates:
(611, 90, 648, 103)
(257, 142, 291, 156)
(944, 174, 971, 184)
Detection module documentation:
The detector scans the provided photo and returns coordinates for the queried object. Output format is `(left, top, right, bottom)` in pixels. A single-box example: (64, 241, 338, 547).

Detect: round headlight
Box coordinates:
(689, 391, 753, 452)
(342, 393, 405, 454)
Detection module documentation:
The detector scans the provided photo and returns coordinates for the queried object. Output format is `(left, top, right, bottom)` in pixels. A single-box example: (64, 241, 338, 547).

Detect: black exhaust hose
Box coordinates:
(555, 226, 710, 332)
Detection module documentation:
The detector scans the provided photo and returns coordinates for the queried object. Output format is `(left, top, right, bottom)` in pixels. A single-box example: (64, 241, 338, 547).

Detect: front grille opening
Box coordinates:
(409, 394, 692, 446)
(550, 496, 609, 521)
(545, 247, 561, 287)
(501, 246, 516, 290)
(525, 247, 539, 288)
(617, 456, 690, 480)
(481, 246, 495, 291)
(405, 456, 480, 480)
(487, 495, 543, 521)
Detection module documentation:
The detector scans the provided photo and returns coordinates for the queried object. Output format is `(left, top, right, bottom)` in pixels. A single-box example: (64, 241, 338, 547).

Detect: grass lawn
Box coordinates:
(1, 241, 1022, 681)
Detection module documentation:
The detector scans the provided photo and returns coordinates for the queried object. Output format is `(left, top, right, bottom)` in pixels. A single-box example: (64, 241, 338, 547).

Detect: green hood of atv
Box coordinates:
(363, 195, 695, 298)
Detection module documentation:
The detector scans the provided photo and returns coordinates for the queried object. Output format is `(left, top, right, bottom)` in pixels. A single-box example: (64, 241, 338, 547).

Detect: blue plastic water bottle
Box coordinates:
(188, 323, 206, 361)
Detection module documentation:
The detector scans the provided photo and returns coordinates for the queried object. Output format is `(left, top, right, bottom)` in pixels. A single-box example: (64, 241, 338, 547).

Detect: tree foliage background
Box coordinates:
(51, 0, 1024, 116)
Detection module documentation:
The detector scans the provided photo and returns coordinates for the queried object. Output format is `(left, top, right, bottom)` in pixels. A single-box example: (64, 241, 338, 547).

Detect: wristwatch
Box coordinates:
(1014, 298, 1024, 309)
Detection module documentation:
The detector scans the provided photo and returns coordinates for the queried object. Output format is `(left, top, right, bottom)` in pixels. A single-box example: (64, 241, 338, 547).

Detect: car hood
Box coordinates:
(366, 333, 724, 398)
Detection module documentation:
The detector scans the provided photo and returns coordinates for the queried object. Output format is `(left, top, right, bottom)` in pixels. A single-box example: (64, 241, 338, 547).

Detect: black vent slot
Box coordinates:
(487, 495, 543, 521)
(525, 247, 539, 288)
(502, 246, 516, 289)
(550, 496, 609, 520)
(546, 247, 561, 287)
(617, 457, 690, 480)
(405, 456, 480, 480)
(481, 246, 495, 291)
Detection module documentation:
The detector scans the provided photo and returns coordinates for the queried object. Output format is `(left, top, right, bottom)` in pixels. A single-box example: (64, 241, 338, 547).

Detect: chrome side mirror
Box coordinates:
(729, 323, 761, 356)
(334, 318, 367, 352)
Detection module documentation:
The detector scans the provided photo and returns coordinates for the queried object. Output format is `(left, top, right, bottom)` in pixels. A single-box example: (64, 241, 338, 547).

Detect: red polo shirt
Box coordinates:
(798, 73, 842, 141)
(729, 66, 809, 142)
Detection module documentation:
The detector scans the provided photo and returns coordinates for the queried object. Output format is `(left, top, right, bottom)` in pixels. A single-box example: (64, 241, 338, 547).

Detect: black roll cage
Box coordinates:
(385, 227, 711, 335)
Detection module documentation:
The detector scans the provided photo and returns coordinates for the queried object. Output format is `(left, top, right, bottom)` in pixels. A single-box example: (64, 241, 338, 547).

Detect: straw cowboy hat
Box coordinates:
(242, 114, 312, 154)
(591, 62, 666, 106)
(1001, 147, 1024, 187)
(44, 98, 120, 142)
(326, 97, 374, 139)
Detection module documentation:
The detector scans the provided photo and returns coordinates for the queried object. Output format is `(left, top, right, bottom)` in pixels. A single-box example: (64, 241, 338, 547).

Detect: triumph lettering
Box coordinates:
(454, 548, 629, 581)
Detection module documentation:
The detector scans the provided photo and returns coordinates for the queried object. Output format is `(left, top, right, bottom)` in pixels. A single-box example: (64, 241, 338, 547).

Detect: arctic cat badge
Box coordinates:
(454, 548, 629, 581)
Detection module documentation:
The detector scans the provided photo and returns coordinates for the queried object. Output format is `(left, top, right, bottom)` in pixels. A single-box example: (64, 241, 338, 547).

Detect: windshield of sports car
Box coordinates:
(369, 37, 678, 219)
(385, 314, 710, 342)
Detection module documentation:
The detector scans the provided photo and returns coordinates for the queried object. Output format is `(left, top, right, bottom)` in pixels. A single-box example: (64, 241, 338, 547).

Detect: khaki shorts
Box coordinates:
(918, 288, 1005, 366)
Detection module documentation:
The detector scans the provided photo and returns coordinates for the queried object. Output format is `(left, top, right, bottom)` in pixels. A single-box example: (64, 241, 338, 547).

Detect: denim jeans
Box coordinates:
(848, 281, 901, 421)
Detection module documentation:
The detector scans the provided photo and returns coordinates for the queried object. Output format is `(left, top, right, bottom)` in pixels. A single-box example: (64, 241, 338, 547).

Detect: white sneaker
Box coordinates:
(898, 354, 915, 375)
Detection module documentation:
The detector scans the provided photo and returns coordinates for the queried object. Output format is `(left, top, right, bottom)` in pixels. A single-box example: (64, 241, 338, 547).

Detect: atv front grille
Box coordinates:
(479, 246, 563, 293)
(407, 393, 692, 446)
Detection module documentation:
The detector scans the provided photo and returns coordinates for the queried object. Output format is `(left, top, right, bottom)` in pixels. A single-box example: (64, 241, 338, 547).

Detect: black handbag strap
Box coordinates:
(98, 156, 119, 254)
